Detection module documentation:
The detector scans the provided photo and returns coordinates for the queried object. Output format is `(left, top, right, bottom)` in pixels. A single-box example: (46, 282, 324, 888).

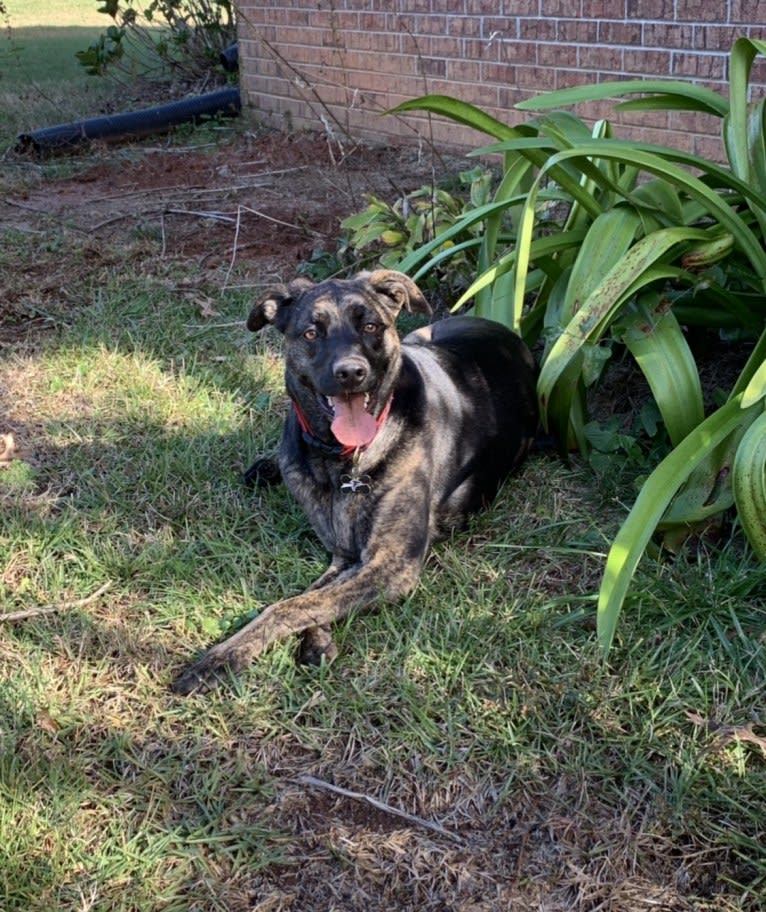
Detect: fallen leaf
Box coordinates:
(686, 710, 766, 758)
(0, 432, 19, 463)
(36, 711, 60, 735)
(197, 296, 220, 318)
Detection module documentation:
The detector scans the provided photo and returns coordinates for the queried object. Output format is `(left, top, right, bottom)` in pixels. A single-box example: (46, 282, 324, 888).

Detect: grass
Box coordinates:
(0, 1, 120, 145)
(1, 13, 766, 909)
(2, 244, 766, 909)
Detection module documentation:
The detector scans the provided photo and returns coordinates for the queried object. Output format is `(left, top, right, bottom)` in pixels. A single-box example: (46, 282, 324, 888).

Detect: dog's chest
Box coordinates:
(282, 456, 376, 558)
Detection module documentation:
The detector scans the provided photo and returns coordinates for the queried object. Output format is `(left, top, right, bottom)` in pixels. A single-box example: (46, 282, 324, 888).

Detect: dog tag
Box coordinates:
(340, 473, 372, 495)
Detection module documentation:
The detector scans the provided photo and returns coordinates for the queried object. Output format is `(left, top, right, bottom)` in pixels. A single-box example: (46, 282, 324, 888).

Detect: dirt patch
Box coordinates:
(1, 128, 457, 338)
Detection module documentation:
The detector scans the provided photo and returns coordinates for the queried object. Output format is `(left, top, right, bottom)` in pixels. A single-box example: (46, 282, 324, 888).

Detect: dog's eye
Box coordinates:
(303, 327, 318, 341)
(362, 322, 379, 334)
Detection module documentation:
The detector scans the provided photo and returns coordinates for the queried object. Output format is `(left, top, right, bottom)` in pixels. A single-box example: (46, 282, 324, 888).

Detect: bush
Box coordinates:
(389, 38, 766, 653)
(76, 0, 236, 87)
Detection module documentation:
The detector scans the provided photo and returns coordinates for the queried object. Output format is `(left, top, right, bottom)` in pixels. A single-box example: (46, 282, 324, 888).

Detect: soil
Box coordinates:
(1, 128, 462, 342)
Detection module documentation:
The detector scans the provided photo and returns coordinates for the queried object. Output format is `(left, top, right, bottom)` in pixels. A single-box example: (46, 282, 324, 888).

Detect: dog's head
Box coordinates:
(247, 270, 431, 449)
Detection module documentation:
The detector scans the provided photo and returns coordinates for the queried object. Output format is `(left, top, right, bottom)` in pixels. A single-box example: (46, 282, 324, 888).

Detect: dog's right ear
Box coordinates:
(246, 278, 314, 333)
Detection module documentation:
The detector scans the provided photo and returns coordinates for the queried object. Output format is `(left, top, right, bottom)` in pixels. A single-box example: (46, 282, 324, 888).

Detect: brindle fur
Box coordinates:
(172, 270, 538, 695)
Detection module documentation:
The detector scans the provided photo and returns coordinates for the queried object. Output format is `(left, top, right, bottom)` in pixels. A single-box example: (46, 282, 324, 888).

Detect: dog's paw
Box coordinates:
(298, 626, 339, 666)
(170, 650, 244, 696)
(243, 457, 282, 489)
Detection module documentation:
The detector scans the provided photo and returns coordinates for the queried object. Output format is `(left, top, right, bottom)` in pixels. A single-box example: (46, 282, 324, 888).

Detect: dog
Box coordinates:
(172, 269, 538, 695)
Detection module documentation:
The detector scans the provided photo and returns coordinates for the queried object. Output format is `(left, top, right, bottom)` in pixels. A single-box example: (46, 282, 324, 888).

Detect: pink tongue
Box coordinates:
(331, 394, 377, 448)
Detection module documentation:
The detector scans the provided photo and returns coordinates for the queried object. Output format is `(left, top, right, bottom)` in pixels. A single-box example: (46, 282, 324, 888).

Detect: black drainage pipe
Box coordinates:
(220, 43, 239, 72)
(16, 87, 241, 154)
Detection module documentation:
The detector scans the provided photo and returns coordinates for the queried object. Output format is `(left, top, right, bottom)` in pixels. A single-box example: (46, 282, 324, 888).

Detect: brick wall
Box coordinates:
(237, 0, 766, 159)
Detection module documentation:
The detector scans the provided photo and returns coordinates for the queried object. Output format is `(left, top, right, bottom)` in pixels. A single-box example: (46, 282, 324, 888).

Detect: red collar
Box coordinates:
(292, 396, 393, 460)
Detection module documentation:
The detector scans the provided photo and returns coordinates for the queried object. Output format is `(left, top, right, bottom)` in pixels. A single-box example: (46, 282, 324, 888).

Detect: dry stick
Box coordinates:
(239, 204, 318, 234)
(223, 204, 244, 291)
(164, 208, 237, 223)
(0, 581, 112, 623)
(294, 775, 463, 843)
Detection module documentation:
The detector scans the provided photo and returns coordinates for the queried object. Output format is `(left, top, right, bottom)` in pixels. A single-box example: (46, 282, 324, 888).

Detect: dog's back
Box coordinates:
(401, 315, 538, 531)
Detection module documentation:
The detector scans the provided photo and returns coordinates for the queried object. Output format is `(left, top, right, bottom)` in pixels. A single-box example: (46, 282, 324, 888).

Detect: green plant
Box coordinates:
(76, 0, 235, 84)
(391, 38, 766, 654)
(339, 167, 504, 296)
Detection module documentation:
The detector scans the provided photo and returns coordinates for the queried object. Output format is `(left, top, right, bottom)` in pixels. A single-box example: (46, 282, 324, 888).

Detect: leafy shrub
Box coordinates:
(76, 0, 236, 85)
(299, 168, 505, 308)
(390, 38, 766, 653)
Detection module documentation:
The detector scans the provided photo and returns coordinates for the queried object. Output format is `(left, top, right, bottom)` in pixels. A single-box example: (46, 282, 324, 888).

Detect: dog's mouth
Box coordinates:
(325, 391, 378, 449)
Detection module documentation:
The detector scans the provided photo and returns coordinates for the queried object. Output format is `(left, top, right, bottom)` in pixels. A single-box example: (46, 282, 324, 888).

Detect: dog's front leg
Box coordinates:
(171, 537, 426, 695)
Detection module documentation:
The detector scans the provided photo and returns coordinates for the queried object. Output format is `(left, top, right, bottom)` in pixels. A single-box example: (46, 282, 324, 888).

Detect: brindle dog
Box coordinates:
(172, 269, 538, 695)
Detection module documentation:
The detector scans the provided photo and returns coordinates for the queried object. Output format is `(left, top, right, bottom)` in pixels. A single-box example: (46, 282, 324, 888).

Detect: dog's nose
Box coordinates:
(333, 356, 369, 388)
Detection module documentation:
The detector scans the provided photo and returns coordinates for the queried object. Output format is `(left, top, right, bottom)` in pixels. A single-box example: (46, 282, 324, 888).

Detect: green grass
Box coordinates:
(5, 0, 106, 28)
(0, 1, 120, 147)
(1, 244, 765, 909)
(1, 21, 765, 903)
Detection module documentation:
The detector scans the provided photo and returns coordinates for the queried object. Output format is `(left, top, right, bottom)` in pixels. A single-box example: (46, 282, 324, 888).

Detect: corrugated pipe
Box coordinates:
(16, 87, 241, 154)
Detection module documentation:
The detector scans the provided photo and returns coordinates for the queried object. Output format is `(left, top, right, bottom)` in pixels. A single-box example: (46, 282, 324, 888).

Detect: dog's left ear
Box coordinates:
(365, 270, 432, 317)
(247, 277, 314, 333)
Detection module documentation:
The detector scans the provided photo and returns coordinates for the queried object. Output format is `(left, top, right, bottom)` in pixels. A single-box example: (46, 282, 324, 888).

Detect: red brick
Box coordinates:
(624, 48, 672, 76)
(474, 0, 532, 13)
(448, 16, 482, 37)
(541, 0, 579, 15)
(676, 0, 730, 22)
(482, 60, 518, 83)
(626, 0, 675, 17)
(447, 59, 483, 81)
(351, 31, 401, 53)
(539, 42, 579, 69)
(579, 45, 624, 71)
(358, 12, 388, 30)
(642, 22, 694, 49)
(517, 65, 557, 90)
(518, 18, 557, 41)
(501, 0, 542, 15)
(432, 0, 468, 12)
(497, 85, 527, 111)
(692, 133, 726, 164)
(749, 57, 766, 87)
(419, 57, 448, 77)
(695, 26, 740, 51)
(581, 0, 622, 16)
(559, 20, 600, 43)
(558, 69, 602, 90)
(464, 37, 501, 61)
(732, 0, 766, 21)
(483, 17, 518, 39)
(672, 51, 726, 80)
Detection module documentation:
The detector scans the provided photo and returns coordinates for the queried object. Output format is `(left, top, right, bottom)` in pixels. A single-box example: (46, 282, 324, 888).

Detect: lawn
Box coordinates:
(1, 7, 765, 911)
(0, 0, 151, 143)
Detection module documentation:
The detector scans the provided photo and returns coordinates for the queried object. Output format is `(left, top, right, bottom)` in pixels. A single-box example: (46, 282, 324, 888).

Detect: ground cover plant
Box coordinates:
(1, 13, 766, 912)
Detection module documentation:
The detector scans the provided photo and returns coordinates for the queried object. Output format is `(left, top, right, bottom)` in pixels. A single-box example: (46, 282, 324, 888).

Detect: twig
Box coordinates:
(294, 775, 463, 843)
(0, 581, 112, 623)
(164, 208, 237, 223)
(223, 204, 244, 290)
(240, 205, 320, 236)
(2, 197, 48, 214)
